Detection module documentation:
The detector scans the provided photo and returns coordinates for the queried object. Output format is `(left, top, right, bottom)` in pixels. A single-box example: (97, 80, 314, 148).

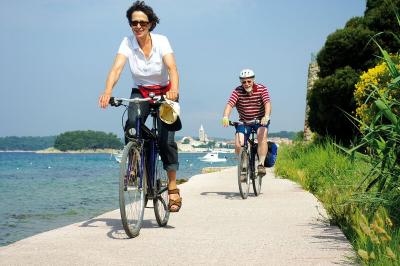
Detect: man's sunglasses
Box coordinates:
(130, 20, 150, 27)
(241, 80, 253, 85)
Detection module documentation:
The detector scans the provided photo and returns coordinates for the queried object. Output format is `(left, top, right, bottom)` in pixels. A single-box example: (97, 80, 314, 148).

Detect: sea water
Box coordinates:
(0, 152, 236, 246)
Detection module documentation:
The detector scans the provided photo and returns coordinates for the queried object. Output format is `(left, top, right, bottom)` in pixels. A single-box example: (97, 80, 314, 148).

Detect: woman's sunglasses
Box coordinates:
(130, 20, 150, 27)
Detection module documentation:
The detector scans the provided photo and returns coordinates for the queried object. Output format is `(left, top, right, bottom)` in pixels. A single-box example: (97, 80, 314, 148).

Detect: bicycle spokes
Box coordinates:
(153, 158, 169, 226)
(119, 143, 145, 238)
(124, 150, 140, 190)
(238, 149, 250, 199)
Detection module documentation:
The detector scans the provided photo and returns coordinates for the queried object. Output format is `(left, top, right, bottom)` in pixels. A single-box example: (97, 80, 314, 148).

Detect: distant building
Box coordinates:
(199, 124, 208, 142)
(176, 136, 211, 152)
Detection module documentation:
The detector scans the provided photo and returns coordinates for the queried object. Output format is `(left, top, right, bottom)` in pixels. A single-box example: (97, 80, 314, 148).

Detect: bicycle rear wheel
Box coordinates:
(238, 148, 250, 199)
(119, 141, 146, 238)
(153, 156, 170, 226)
(252, 153, 262, 196)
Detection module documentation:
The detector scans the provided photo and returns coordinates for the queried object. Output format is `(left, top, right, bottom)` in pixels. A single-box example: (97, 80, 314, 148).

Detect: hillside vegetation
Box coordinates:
(0, 136, 56, 151)
(0, 131, 123, 151)
(54, 130, 123, 151)
(268, 131, 301, 140)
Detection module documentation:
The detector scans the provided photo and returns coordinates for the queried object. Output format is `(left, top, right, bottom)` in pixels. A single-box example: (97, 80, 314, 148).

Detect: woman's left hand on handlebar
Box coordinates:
(99, 93, 111, 109)
(166, 90, 178, 101)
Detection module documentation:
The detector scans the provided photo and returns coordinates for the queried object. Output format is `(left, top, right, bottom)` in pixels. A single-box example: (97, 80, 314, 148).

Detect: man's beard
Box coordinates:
(244, 86, 252, 93)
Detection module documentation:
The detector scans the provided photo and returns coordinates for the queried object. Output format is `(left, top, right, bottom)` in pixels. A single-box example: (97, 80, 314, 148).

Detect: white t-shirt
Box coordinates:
(118, 33, 173, 87)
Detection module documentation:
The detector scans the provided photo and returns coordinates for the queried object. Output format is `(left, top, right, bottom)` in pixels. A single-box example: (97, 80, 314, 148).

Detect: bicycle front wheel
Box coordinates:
(153, 156, 170, 226)
(238, 148, 250, 199)
(119, 141, 146, 238)
(252, 154, 262, 196)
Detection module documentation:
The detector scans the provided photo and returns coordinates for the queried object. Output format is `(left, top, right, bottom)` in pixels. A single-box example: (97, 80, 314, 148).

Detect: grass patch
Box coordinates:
(275, 141, 400, 265)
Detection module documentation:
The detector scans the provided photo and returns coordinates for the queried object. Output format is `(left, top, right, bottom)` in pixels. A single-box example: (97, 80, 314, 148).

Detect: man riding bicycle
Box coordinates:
(222, 69, 271, 176)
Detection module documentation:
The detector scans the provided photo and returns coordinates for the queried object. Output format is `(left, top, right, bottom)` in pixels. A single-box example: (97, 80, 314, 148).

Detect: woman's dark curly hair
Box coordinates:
(126, 1, 160, 32)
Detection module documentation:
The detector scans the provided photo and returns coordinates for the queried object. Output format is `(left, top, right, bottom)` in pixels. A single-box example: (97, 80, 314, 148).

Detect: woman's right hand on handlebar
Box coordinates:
(99, 92, 111, 109)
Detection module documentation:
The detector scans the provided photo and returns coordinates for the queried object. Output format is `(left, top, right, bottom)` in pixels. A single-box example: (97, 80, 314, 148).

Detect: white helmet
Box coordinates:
(239, 69, 255, 79)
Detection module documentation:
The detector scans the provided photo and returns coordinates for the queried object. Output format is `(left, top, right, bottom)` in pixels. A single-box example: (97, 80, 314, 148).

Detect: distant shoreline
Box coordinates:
(34, 148, 119, 154)
(0, 150, 38, 153)
(0, 148, 230, 154)
(0, 148, 119, 154)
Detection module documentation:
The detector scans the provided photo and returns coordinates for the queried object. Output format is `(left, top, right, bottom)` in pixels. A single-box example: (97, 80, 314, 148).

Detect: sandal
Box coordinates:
(168, 188, 182, 212)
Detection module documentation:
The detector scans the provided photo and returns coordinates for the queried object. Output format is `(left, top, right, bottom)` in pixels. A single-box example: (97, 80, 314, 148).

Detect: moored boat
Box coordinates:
(199, 151, 227, 163)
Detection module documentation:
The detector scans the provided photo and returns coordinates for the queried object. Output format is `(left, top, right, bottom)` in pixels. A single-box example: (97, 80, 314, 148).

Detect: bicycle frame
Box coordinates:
(113, 95, 170, 236)
(230, 119, 262, 199)
(242, 127, 258, 179)
(130, 101, 163, 200)
(126, 98, 170, 202)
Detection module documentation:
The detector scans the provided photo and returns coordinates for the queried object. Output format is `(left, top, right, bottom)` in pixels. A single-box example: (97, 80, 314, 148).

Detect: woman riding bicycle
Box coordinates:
(98, 1, 182, 212)
(222, 69, 271, 176)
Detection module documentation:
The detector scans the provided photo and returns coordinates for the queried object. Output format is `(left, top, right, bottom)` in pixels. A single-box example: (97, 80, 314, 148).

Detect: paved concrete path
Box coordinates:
(0, 168, 356, 265)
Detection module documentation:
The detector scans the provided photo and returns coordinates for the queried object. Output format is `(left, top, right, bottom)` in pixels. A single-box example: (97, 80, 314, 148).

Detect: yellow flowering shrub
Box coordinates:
(354, 61, 394, 125)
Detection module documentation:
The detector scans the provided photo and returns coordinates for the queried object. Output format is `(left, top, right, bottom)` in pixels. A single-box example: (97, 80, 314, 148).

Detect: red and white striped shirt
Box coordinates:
(227, 83, 270, 122)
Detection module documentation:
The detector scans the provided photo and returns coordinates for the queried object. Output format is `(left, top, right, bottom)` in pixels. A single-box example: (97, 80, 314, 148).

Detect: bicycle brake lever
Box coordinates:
(109, 97, 122, 107)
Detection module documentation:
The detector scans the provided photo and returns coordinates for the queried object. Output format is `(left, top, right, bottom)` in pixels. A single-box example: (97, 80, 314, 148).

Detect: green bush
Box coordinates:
(317, 27, 376, 78)
(341, 0, 400, 225)
(351, 50, 400, 224)
(308, 0, 400, 144)
(54, 130, 123, 151)
(308, 66, 360, 144)
(364, 0, 400, 53)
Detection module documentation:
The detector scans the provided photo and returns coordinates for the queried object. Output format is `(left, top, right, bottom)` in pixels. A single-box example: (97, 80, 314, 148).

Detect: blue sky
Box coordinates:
(0, 0, 365, 139)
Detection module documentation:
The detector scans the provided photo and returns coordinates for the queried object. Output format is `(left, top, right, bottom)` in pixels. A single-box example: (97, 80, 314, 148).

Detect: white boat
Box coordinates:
(112, 151, 123, 163)
(199, 152, 227, 163)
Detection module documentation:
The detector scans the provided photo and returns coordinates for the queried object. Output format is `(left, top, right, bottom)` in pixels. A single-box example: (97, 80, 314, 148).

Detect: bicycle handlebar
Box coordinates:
(229, 119, 261, 127)
(109, 95, 165, 107)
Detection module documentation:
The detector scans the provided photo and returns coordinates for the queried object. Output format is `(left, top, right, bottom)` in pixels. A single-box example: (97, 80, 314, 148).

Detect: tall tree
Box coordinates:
(308, 0, 400, 144)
